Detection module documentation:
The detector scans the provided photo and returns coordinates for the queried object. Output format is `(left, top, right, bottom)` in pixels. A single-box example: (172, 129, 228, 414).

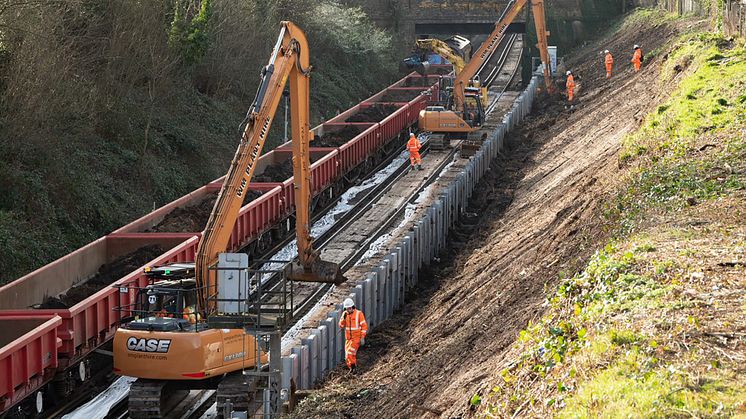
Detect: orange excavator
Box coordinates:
(418, 0, 553, 135)
(112, 21, 342, 417)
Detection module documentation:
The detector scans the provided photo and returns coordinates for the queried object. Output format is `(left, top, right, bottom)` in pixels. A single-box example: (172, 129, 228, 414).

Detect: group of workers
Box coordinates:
(565, 44, 643, 104)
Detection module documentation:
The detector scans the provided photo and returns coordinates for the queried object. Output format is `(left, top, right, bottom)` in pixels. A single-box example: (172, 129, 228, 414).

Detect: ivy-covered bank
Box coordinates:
(0, 0, 400, 284)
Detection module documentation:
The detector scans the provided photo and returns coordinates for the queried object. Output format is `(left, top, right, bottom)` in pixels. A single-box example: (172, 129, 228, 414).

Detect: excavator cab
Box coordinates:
(122, 263, 203, 330)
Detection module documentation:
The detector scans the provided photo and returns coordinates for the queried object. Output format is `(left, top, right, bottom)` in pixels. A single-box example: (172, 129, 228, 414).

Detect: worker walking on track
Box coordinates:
(339, 298, 368, 373)
(604, 50, 614, 79)
(407, 133, 422, 171)
(631, 44, 643, 72)
(565, 70, 576, 103)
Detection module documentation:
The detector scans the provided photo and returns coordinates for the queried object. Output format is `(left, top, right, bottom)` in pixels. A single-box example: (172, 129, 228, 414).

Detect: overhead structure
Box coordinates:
(419, 0, 553, 136)
(112, 21, 343, 418)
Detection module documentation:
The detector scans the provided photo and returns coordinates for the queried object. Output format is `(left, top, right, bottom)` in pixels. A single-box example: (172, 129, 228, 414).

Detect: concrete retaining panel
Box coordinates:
(281, 76, 539, 400)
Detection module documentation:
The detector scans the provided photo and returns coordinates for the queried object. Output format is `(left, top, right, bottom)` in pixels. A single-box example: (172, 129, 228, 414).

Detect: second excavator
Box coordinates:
(112, 21, 343, 418)
(418, 0, 554, 136)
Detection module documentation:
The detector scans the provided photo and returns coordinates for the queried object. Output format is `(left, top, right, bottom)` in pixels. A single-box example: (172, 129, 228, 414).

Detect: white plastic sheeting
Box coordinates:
(62, 376, 135, 419)
(254, 150, 410, 284)
(358, 159, 455, 264)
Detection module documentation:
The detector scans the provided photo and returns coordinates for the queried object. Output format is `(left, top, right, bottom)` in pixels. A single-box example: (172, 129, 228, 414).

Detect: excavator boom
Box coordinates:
(418, 0, 553, 135)
(453, 0, 553, 111)
(195, 21, 342, 314)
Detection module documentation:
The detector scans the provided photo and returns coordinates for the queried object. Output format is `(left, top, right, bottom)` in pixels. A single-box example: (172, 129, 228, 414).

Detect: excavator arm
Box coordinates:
(195, 21, 342, 314)
(415, 39, 467, 74)
(453, 0, 553, 111)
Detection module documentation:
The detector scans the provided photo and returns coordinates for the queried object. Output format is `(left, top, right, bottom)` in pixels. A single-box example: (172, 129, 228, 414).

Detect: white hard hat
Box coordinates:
(343, 298, 355, 309)
(634, 44, 640, 49)
(604, 49, 609, 53)
(566, 70, 572, 75)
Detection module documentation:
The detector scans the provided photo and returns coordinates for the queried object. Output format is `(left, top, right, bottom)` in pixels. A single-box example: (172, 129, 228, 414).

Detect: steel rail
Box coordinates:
(285, 142, 460, 328)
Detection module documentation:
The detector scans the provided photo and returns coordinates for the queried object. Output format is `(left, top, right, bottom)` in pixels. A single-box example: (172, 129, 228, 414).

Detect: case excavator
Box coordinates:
(112, 21, 343, 418)
(418, 0, 553, 139)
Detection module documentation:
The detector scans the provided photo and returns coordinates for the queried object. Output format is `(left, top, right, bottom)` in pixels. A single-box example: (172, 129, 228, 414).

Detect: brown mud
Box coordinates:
(314, 126, 363, 147)
(346, 104, 399, 123)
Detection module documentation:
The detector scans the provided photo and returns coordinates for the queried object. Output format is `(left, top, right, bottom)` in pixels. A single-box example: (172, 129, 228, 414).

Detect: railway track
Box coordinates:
(106, 143, 452, 419)
(485, 35, 523, 115)
(63, 36, 523, 419)
(479, 34, 519, 88)
(283, 33, 522, 335)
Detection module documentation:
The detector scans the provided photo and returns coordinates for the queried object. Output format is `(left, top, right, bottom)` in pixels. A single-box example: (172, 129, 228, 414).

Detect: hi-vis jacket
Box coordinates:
(338, 308, 368, 340)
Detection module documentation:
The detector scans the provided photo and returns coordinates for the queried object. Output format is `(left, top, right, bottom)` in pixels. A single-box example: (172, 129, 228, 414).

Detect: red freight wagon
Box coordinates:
(0, 70, 444, 415)
(264, 147, 340, 196)
(227, 184, 284, 253)
(324, 103, 361, 124)
(0, 315, 61, 414)
(377, 103, 410, 145)
(112, 182, 221, 235)
(0, 236, 198, 360)
(336, 124, 379, 175)
(313, 123, 377, 175)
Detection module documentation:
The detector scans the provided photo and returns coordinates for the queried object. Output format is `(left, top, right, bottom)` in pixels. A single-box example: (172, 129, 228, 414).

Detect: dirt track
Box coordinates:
(291, 16, 692, 419)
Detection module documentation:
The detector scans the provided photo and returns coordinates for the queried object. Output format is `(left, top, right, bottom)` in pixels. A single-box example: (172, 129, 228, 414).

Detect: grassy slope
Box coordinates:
(481, 11, 746, 417)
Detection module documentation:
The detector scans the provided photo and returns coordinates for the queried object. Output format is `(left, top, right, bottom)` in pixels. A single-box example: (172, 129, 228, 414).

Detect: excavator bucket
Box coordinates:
(286, 259, 346, 284)
(400, 55, 430, 76)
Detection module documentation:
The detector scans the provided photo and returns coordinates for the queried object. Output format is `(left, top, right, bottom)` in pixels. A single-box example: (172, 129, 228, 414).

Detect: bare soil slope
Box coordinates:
(292, 14, 702, 419)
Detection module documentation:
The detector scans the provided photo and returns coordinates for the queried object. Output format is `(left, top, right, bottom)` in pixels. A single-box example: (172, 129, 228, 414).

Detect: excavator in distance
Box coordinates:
(112, 21, 343, 418)
(418, 0, 553, 136)
(408, 37, 490, 108)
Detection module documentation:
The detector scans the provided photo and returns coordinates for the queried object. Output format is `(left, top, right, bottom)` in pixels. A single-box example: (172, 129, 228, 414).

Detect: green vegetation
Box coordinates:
(614, 31, 745, 233)
(482, 10, 746, 418)
(485, 239, 746, 417)
(0, 0, 401, 284)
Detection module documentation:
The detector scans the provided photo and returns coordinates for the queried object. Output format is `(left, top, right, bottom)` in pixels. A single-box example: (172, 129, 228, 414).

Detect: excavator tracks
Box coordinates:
(128, 379, 190, 418)
(128, 380, 167, 418)
(215, 373, 261, 418)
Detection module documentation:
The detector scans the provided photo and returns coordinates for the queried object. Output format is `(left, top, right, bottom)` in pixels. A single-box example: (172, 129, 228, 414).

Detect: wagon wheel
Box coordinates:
(245, 241, 258, 260)
(271, 221, 288, 242)
(310, 195, 321, 215)
(373, 149, 386, 167)
(383, 137, 399, 155)
(362, 156, 375, 176)
(256, 233, 271, 254)
(346, 165, 363, 185)
(332, 180, 344, 200)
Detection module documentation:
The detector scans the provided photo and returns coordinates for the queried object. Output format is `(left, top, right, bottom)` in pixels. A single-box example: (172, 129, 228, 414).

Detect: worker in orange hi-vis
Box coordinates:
(406, 133, 422, 171)
(339, 298, 368, 373)
(565, 70, 576, 103)
(631, 44, 643, 72)
(604, 49, 614, 79)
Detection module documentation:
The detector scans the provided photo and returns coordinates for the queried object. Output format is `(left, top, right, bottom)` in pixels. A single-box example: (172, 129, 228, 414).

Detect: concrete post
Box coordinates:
(323, 318, 336, 371)
(367, 273, 378, 328)
(316, 326, 328, 376)
(363, 278, 373, 327)
(301, 334, 317, 385)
